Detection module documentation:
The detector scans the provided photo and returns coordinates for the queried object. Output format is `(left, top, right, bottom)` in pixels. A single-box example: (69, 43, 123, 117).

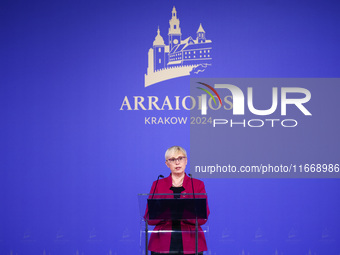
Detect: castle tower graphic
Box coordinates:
(145, 6, 212, 87)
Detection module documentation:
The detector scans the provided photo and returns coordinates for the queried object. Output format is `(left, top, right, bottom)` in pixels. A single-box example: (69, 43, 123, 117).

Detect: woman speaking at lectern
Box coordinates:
(146, 146, 210, 255)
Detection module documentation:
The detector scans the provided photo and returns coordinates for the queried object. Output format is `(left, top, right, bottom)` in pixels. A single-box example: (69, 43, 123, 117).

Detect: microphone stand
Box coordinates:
(152, 174, 164, 199)
(147, 174, 164, 255)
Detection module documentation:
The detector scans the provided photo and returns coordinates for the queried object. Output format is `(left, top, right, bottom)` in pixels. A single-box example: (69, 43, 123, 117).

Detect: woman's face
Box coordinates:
(165, 151, 187, 175)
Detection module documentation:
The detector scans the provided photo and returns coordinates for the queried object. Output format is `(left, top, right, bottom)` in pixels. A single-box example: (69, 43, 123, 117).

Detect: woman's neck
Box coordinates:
(171, 173, 185, 187)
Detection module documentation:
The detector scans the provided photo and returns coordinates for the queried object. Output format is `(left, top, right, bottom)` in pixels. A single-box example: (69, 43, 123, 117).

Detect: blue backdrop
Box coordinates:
(1, 0, 340, 254)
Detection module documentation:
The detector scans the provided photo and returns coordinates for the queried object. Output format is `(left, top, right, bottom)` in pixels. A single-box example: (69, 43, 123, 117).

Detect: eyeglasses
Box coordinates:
(167, 156, 187, 164)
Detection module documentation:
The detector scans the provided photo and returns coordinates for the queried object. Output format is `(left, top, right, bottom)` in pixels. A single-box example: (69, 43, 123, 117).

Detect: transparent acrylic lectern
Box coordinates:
(138, 193, 209, 255)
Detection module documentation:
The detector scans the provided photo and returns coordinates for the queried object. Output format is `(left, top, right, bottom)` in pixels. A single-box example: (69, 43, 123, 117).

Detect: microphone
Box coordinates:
(152, 174, 164, 199)
(188, 173, 195, 199)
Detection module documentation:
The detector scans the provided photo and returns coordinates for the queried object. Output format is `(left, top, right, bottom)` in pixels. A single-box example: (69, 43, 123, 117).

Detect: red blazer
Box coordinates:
(145, 174, 210, 254)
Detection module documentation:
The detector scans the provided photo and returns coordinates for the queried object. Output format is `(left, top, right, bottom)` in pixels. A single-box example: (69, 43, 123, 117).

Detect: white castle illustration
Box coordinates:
(145, 6, 213, 87)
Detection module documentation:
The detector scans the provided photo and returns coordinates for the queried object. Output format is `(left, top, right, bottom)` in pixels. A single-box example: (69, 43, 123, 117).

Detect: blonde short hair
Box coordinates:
(165, 146, 187, 160)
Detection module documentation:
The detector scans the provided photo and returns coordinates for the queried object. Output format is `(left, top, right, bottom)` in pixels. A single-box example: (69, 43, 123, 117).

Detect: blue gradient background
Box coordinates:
(1, 0, 340, 254)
